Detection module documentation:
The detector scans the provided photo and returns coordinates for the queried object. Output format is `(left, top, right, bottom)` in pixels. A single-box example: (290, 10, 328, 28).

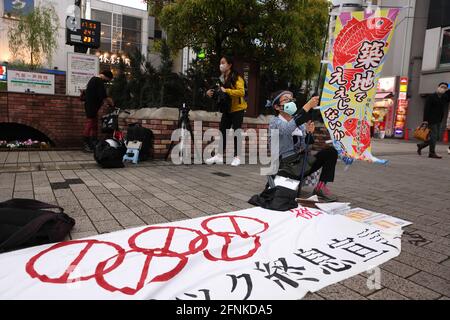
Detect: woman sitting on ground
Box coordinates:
(269, 90, 340, 202)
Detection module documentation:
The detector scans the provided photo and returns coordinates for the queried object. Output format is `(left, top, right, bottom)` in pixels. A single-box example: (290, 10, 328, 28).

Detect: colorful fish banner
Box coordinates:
(320, 8, 400, 164)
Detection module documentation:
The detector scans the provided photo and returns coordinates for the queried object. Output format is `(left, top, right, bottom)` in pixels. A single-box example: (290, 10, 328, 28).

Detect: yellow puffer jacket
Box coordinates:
(224, 76, 248, 113)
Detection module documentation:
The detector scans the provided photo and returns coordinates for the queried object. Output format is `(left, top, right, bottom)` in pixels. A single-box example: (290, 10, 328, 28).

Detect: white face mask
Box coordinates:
(219, 64, 228, 73)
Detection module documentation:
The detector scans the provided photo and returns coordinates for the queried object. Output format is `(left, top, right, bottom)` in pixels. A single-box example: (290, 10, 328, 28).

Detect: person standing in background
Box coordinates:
(417, 82, 450, 159)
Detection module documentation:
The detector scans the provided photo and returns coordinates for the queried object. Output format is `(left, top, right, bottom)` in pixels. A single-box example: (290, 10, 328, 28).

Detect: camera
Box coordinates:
(180, 103, 190, 120)
(209, 78, 231, 113)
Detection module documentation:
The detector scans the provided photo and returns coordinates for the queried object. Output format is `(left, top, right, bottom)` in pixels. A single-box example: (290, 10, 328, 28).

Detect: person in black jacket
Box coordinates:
(82, 70, 114, 152)
(417, 82, 450, 159)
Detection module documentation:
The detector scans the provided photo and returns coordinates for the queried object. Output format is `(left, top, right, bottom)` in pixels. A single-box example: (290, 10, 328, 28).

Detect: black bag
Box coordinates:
(248, 186, 298, 211)
(101, 113, 119, 133)
(277, 152, 315, 180)
(126, 123, 154, 161)
(0, 199, 75, 253)
(216, 90, 232, 113)
(94, 139, 127, 168)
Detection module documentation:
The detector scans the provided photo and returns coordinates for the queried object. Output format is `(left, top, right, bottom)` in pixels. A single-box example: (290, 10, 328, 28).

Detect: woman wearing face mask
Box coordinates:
(269, 90, 339, 202)
(206, 56, 247, 166)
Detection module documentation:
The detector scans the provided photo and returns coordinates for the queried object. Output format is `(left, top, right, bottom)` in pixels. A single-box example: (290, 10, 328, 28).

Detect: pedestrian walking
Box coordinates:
(417, 82, 450, 159)
(205, 56, 247, 166)
(82, 70, 114, 152)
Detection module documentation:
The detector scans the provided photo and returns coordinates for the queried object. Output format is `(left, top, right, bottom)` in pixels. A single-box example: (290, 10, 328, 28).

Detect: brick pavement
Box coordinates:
(0, 139, 449, 299)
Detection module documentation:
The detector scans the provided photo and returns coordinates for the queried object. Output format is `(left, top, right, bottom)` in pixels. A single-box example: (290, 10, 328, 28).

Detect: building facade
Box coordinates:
(0, 0, 149, 73)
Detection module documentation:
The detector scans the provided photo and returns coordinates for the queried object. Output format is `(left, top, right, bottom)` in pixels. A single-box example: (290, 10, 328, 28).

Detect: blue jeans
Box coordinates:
(418, 123, 441, 154)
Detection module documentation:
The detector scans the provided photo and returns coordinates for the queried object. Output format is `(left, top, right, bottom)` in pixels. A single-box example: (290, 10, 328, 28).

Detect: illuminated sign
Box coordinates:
(399, 77, 408, 100)
(0, 65, 6, 81)
(97, 53, 131, 66)
(66, 18, 101, 49)
(377, 77, 396, 93)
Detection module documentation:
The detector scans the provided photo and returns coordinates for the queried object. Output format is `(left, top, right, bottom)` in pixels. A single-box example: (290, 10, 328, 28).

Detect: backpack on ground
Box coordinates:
(126, 123, 154, 161)
(94, 138, 127, 168)
(0, 199, 75, 253)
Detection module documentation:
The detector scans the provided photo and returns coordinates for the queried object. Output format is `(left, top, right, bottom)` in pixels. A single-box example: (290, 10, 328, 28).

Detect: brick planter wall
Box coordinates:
(0, 92, 85, 148)
(0, 72, 332, 156)
(119, 113, 331, 160)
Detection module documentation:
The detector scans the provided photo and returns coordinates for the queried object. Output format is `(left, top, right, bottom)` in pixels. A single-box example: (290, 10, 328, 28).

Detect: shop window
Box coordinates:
(440, 27, 450, 67)
(91, 9, 112, 25)
(123, 15, 142, 31)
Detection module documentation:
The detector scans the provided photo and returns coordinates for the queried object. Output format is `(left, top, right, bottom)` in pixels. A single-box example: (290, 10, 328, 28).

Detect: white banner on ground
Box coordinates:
(0, 206, 402, 300)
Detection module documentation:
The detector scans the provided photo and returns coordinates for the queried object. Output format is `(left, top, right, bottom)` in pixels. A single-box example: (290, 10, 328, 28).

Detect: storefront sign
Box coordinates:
(377, 77, 396, 93)
(0, 65, 6, 81)
(67, 53, 99, 96)
(394, 99, 408, 137)
(3, 0, 34, 17)
(7, 70, 54, 94)
(66, 18, 101, 49)
(398, 77, 408, 100)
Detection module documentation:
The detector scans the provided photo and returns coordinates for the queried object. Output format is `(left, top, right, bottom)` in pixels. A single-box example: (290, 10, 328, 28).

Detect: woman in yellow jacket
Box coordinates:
(206, 56, 247, 166)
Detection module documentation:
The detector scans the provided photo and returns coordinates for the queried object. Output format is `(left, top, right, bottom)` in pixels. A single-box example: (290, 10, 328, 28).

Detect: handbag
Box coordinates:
(101, 113, 119, 133)
(413, 123, 430, 141)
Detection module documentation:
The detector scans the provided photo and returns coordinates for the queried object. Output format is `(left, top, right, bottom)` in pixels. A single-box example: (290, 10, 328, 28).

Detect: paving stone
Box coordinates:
(301, 293, 325, 300)
(70, 231, 99, 240)
(71, 216, 96, 233)
(79, 198, 104, 210)
(85, 208, 115, 222)
(140, 214, 169, 225)
(154, 206, 189, 221)
(378, 271, 441, 300)
(94, 220, 123, 234)
(380, 260, 420, 278)
(111, 212, 145, 228)
(367, 288, 409, 300)
(408, 271, 450, 297)
(340, 274, 380, 297)
(183, 209, 207, 219)
(315, 283, 367, 300)
(141, 197, 168, 208)
(394, 252, 450, 281)
(103, 201, 130, 213)
(401, 242, 448, 263)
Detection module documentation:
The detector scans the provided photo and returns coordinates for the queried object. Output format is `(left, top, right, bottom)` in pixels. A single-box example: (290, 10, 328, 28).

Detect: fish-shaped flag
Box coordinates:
(320, 8, 400, 164)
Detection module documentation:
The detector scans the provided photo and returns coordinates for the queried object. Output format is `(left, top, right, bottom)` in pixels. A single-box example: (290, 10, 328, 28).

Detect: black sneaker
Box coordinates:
(82, 137, 94, 153)
(417, 144, 422, 156)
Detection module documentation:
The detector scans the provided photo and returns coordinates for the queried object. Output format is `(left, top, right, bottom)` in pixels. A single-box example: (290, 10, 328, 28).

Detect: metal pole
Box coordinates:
(297, 8, 332, 199)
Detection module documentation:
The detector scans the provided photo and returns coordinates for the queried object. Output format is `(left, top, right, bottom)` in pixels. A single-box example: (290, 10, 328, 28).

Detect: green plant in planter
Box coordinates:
(7, 5, 59, 69)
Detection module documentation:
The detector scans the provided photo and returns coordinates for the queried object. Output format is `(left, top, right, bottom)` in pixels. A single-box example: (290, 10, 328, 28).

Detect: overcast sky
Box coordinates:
(102, 0, 147, 10)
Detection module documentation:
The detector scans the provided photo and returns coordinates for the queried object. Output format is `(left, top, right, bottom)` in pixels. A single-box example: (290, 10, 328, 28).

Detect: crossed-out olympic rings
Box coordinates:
(26, 215, 269, 295)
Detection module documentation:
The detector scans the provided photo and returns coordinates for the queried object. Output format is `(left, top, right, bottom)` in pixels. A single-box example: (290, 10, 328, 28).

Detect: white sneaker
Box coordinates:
(205, 154, 223, 165)
(231, 156, 241, 167)
(448, 147, 450, 155)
